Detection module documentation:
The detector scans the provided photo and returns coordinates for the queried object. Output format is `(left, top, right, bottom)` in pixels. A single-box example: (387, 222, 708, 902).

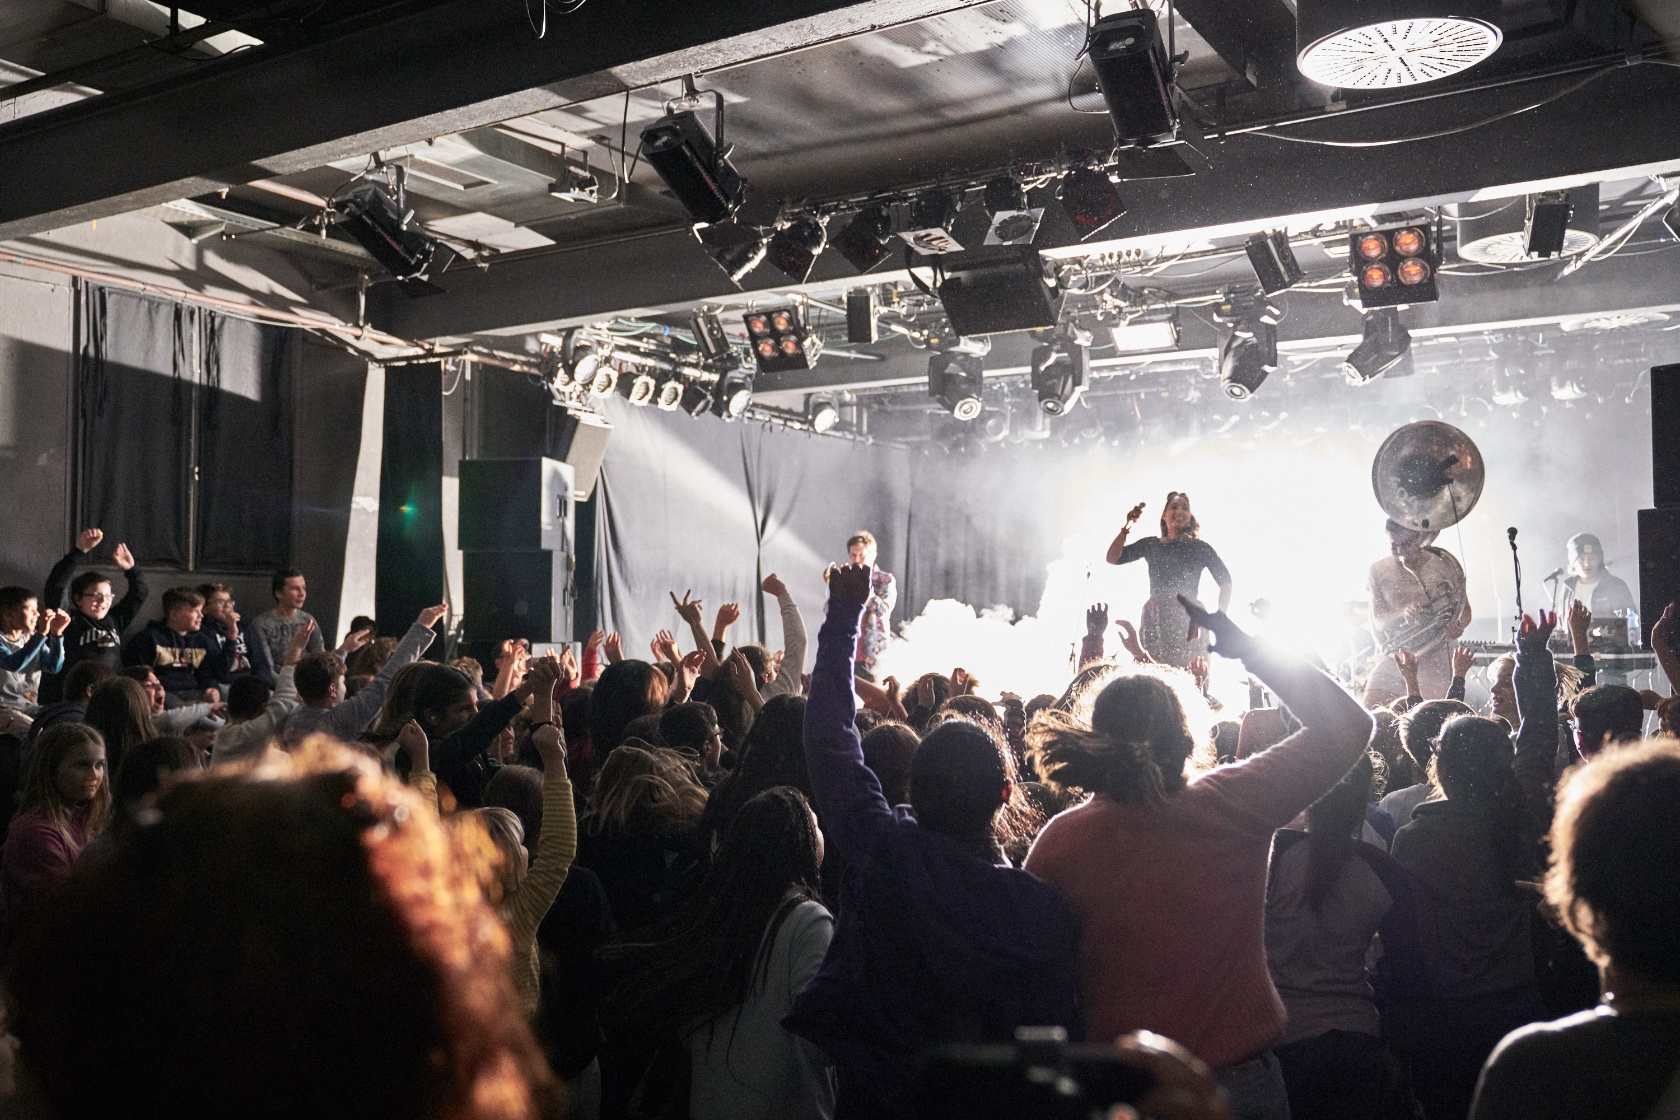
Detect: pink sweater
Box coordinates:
(1024, 647, 1371, 1066)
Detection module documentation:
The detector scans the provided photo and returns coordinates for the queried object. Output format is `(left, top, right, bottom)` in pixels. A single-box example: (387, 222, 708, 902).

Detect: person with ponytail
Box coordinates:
(1024, 594, 1373, 1120)
(2, 724, 111, 941)
(603, 786, 834, 1120)
(1266, 754, 1424, 1120)
(1388, 613, 1563, 1120)
(787, 563, 1078, 1120)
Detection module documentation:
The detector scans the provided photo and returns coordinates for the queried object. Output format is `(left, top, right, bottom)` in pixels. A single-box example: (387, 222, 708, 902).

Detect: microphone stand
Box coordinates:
(1508, 528, 1523, 639)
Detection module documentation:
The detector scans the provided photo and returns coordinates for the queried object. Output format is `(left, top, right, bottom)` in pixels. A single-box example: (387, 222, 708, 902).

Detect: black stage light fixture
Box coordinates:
(336, 183, 437, 280)
(1087, 9, 1178, 148)
(680, 380, 714, 417)
(808, 395, 840, 433)
(1350, 225, 1438, 308)
(560, 329, 600, 386)
(695, 221, 767, 286)
(937, 246, 1063, 336)
(1343, 307, 1412, 384)
(1524, 191, 1573, 259)
(743, 307, 822, 372)
(983, 176, 1029, 215)
(766, 215, 828, 283)
(626, 369, 659, 406)
(1058, 166, 1127, 240)
(656, 376, 686, 411)
(690, 308, 733, 366)
(1030, 333, 1090, 416)
(1245, 230, 1304, 295)
(640, 110, 745, 226)
(899, 189, 963, 255)
(712, 369, 754, 420)
(982, 176, 1041, 245)
(928, 352, 986, 421)
(833, 204, 896, 273)
(1219, 324, 1276, 401)
(846, 288, 879, 344)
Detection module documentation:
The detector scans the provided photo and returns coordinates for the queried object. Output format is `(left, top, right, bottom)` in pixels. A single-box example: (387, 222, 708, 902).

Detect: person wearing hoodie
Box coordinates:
(0, 587, 68, 715)
(211, 621, 318, 765)
(197, 583, 274, 689)
(279, 605, 444, 746)
(40, 529, 148, 704)
(786, 562, 1079, 1120)
(122, 588, 228, 704)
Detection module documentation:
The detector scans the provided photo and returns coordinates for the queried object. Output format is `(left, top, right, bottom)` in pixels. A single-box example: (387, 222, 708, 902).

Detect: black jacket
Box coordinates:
(40, 549, 148, 703)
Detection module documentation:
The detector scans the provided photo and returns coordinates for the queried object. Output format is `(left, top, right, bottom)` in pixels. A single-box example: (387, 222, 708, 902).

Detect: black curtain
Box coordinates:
(195, 313, 297, 569)
(75, 286, 297, 573)
(377, 362, 446, 634)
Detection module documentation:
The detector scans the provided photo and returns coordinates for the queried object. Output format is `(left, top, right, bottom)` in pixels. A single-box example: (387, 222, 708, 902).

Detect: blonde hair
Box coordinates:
(584, 745, 707, 835)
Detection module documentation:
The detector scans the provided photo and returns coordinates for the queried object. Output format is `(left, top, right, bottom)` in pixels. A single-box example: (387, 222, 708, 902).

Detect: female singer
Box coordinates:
(1105, 493, 1233, 667)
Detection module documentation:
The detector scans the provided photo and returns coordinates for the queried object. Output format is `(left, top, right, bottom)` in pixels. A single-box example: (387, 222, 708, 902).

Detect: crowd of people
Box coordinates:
(0, 521, 1676, 1120)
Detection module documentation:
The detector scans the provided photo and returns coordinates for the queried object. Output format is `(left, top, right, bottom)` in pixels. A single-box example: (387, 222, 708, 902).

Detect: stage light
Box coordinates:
(335, 182, 438, 280)
(1219, 327, 1274, 400)
(1087, 9, 1177, 148)
(980, 175, 1043, 247)
(808, 395, 840, 433)
(1343, 307, 1412, 384)
(1349, 225, 1438, 308)
(899, 189, 963, 255)
(627, 370, 659, 406)
(1295, 0, 1501, 89)
(656, 377, 685, 411)
(766, 215, 828, 283)
(640, 109, 745, 226)
(1490, 362, 1529, 406)
(937, 246, 1063, 336)
(1452, 186, 1600, 263)
(713, 369, 754, 420)
(690, 309, 733, 366)
(695, 221, 767, 286)
(1110, 314, 1179, 353)
(1524, 191, 1573, 258)
(1030, 333, 1090, 416)
(1245, 231, 1304, 296)
(743, 307, 822, 372)
(846, 288, 878, 344)
(587, 362, 619, 397)
(561, 329, 600, 385)
(928, 352, 985, 421)
(833, 204, 896, 273)
(1058, 166, 1127, 240)
(680, 381, 714, 417)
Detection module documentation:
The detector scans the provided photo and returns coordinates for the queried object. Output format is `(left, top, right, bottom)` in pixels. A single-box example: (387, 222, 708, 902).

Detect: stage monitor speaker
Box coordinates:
(1639, 507, 1680, 646)
(548, 411, 612, 500)
(1653, 363, 1680, 509)
(458, 458, 575, 552)
(462, 550, 572, 644)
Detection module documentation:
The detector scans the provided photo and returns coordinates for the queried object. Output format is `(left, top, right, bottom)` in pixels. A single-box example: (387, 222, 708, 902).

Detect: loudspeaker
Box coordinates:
(377, 362, 446, 638)
(1639, 507, 1680, 646)
(458, 458, 574, 551)
(1653, 363, 1680, 509)
(548, 411, 612, 500)
(462, 550, 573, 644)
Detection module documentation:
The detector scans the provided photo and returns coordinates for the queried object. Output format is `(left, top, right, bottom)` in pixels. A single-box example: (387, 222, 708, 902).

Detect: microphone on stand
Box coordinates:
(1508, 527, 1524, 623)
(1542, 567, 1566, 582)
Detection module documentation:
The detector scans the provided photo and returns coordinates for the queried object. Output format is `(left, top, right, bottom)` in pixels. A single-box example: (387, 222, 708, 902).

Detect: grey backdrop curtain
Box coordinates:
(76, 284, 295, 572)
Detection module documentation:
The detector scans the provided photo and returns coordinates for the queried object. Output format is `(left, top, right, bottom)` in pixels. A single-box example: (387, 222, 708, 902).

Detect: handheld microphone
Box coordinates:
(1507, 527, 1518, 544)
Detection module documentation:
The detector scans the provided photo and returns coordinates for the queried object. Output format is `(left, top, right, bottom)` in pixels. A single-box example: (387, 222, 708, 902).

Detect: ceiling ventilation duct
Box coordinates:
(1296, 0, 1502, 89)
(1449, 184, 1600, 264)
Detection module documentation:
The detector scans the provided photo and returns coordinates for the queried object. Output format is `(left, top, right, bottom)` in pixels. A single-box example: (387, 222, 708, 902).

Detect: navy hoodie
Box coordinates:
(123, 622, 227, 699)
(202, 616, 275, 687)
(40, 549, 148, 704)
(786, 598, 1080, 1118)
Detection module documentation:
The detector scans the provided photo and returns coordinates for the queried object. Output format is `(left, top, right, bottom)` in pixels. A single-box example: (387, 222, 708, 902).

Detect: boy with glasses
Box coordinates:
(39, 527, 148, 703)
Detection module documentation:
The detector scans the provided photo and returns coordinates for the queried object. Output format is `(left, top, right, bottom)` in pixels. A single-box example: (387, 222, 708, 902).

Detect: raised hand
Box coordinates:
(671, 590, 704, 626)
(651, 629, 679, 664)
(1518, 610, 1558, 649)
(1115, 618, 1151, 663)
(284, 619, 316, 666)
(46, 609, 71, 637)
(112, 543, 135, 571)
(1452, 645, 1476, 677)
(680, 649, 706, 692)
(722, 649, 757, 695)
(586, 629, 605, 653)
(761, 572, 788, 598)
(398, 719, 430, 772)
(417, 603, 448, 630)
(1393, 648, 1419, 675)
(713, 602, 741, 637)
(1568, 599, 1593, 654)
(76, 528, 104, 554)
(1125, 502, 1146, 526)
(1177, 595, 1257, 661)
(340, 627, 373, 654)
(883, 676, 909, 721)
(827, 563, 872, 609)
(603, 632, 624, 664)
(1187, 656, 1210, 692)
(1086, 602, 1109, 639)
(951, 667, 974, 696)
